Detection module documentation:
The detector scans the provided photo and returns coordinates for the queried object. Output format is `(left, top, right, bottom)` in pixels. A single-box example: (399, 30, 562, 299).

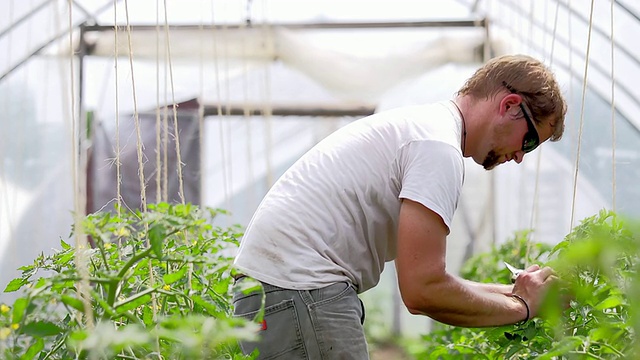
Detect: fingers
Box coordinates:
(525, 264, 540, 272)
(523, 265, 556, 280)
(513, 266, 557, 290)
(539, 266, 556, 279)
(512, 266, 558, 319)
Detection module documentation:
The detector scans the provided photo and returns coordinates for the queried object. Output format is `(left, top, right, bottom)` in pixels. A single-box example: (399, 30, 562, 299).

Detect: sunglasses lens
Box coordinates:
(523, 133, 539, 153)
(519, 103, 540, 153)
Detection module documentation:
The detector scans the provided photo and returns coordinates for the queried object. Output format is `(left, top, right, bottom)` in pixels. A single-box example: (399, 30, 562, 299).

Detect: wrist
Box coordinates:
(509, 293, 530, 325)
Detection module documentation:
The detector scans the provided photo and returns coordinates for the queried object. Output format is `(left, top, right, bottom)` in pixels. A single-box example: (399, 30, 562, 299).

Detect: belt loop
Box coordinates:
(298, 289, 314, 306)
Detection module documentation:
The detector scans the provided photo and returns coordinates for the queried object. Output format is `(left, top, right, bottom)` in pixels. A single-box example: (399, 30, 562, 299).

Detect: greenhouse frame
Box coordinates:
(1, 0, 639, 358)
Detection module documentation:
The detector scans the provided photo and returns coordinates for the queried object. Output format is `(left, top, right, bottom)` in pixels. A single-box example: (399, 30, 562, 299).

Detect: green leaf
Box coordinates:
(191, 295, 222, 316)
(33, 277, 47, 289)
(57, 251, 75, 265)
(114, 288, 155, 313)
(4, 278, 27, 292)
(68, 329, 88, 341)
(163, 266, 188, 285)
(60, 239, 71, 251)
(590, 326, 614, 342)
(149, 224, 165, 258)
(595, 296, 625, 310)
(504, 343, 527, 358)
(61, 295, 86, 312)
(142, 305, 154, 326)
(21, 321, 64, 337)
(12, 298, 28, 323)
(21, 337, 44, 359)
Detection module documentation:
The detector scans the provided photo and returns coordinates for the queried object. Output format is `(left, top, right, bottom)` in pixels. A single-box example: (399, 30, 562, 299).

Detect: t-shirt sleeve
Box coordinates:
(395, 140, 464, 232)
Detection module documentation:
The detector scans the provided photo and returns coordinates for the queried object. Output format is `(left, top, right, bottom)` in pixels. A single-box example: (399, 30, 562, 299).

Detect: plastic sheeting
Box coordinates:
(1, 1, 639, 321)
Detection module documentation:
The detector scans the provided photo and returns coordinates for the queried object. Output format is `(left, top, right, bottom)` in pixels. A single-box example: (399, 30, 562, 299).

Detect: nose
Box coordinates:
(513, 151, 525, 164)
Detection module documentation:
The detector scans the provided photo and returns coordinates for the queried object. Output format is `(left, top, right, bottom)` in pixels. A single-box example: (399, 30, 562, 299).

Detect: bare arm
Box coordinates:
(395, 199, 553, 327)
(463, 279, 514, 295)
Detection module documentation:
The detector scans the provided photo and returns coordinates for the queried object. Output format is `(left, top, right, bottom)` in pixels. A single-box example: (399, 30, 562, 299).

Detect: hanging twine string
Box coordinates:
(211, 2, 230, 211)
(570, 0, 596, 229)
(123, 0, 146, 214)
(526, 0, 562, 264)
(610, 0, 617, 212)
(527, 1, 534, 52)
(155, 0, 162, 204)
(67, 0, 94, 331)
(566, 0, 576, 234)
(198, 2, 206, 207)
(525, 0, 541, 263)
(261, 15, 274, 188)
(123, 0, 160, 354)
(163, 0, 186, 205)
(242, 2, 255, 205)
(163, 66, 169, 202)
(223, 5, 233, 213)
(513, 1, 530, 245)
(113, 0, 123, 267)
(114, 0, 121, 219)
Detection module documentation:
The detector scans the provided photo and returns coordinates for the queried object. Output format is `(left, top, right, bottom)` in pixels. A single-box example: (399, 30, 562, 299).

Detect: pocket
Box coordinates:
(309, 282, 353, 306)
(234, 298, 306, 359)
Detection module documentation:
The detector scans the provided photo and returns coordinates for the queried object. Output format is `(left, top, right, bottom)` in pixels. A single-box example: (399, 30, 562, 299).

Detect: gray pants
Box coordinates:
(232, 278, 368, 359)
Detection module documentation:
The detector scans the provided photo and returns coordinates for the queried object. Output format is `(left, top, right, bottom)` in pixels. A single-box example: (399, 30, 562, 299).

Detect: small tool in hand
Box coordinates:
(504, 261, 524, 283)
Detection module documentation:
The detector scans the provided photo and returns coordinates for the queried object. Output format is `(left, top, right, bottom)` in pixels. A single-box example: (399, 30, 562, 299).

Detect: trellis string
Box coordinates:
(68, 0, 94, 331)
(570, 0, 595, 229)
(610, 0, 616, 212)
(123, 0, 161, 355)
(526, 0, 562, 263)
(163, 0, 186, 205)
(114, 0, 121, 219)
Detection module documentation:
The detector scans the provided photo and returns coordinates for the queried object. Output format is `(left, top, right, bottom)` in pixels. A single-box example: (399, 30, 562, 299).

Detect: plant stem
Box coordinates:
(91, 289, 140, 324)
(591, 342, 625, 357)
(42, 334, 67, 360)
(567, 351, 605, 359)
(114, 287, 157, 309)
(61, 277, 115, 284)
(107, 248, 152, 306)
(97, 244, 110, 272)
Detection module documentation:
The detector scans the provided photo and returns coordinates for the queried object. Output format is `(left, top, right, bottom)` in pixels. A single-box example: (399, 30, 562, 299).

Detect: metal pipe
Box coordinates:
(201, 103, 376, 118)
(82, 18, 487, 33)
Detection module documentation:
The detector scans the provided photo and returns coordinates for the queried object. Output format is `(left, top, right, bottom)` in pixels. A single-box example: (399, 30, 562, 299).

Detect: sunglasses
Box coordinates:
(519, 103, 540, 153)
(503, 82, 540, 153)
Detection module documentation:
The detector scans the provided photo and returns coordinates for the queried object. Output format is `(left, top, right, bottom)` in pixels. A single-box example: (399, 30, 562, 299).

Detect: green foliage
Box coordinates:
(406, 209, 640, 359)
(0, 203, 257, 359)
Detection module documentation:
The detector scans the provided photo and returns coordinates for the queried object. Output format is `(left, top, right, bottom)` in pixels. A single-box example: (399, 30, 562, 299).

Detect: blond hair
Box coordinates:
(457, 54, 567, 141)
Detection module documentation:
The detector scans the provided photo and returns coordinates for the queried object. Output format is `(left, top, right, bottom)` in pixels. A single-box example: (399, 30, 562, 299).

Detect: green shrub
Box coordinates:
(406, 210, 640, 359)
(0, 203, 257, 359)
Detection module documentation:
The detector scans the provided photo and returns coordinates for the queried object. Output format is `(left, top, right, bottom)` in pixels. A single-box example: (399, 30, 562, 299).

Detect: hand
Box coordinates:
(511, 264, 557, 318)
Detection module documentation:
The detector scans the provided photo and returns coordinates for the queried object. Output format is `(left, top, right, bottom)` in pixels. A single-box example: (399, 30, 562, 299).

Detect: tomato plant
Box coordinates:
(405, 210, 640, 359)
(0, 203, 258, 359)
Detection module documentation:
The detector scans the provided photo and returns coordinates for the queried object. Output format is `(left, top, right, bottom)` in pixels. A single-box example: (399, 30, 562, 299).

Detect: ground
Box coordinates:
(370, 342, 412, 360)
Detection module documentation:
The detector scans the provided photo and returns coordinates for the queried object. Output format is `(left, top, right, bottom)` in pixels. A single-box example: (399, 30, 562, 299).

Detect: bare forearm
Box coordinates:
(405, 273, 526, 327)
(463, 278, 514, 295)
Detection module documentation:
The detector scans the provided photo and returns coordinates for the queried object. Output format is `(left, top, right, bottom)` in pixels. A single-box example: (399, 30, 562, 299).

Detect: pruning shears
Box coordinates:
(504, 261, 524, 283)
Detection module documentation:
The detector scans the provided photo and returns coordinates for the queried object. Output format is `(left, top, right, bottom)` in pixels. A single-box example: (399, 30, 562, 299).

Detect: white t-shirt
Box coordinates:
(233, 101, 465, 293)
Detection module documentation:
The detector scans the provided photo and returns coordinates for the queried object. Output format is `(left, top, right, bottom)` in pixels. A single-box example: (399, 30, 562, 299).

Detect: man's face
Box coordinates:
(481, 103, 547, 171)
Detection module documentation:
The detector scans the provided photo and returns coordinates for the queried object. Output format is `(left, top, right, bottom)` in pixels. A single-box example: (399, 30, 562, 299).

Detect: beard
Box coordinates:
(482, 150, 501, 170)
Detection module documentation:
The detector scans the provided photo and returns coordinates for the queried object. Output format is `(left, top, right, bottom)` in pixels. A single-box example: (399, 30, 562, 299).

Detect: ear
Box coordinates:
(499, 93, 523, 117)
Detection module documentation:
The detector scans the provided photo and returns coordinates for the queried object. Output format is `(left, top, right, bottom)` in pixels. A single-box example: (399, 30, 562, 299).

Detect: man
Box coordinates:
(232, 54, 567, 359)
